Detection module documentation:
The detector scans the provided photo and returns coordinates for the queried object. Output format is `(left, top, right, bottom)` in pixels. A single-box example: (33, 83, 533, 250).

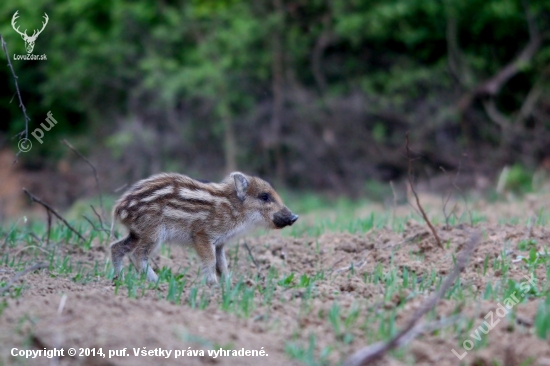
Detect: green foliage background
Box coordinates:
(1, 0, 549, 191)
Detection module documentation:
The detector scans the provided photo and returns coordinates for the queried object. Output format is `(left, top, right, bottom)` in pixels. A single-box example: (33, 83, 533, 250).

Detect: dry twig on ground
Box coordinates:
(343, 233, 480, 366)
(333, 256, 369, 275)
(405, 132, 443, 249)
(0, 262, 48, 295)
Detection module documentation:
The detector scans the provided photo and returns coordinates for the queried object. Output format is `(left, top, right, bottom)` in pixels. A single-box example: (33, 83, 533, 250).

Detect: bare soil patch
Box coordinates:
(1, 220, 549, 365)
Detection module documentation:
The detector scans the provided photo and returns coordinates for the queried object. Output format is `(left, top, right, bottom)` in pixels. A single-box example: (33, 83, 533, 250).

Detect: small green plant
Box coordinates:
(166, 272, 187, 304)
(522, 248, 549, 273)
(278, 273, 295, 288)
(535, 295, 550, 339)
(259, 267, 278, 305)
(285, 334, 331, 366)
(518, 239, 537, 251)
(188, 287, 199, 308)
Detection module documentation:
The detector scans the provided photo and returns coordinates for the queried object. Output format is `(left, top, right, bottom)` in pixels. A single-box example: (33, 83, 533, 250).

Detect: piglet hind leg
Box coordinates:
(215, 245, 229, 279)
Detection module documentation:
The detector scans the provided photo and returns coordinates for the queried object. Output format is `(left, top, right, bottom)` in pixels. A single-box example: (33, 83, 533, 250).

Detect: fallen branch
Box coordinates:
(13, 245, 51, 257)
(23, 188, 86, 242)
(406, 132, 443, 249)
(62, 139, 105, 219)
(0, 262, 47, 295)
(343, 233, 480, 366)
(333, 256, 369, 275)
(395, 315, 462, 348)
(327, 257, 345, 273)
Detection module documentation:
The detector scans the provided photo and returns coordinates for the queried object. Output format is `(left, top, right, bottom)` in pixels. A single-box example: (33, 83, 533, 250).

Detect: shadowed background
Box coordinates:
(1, 0, 549, 217)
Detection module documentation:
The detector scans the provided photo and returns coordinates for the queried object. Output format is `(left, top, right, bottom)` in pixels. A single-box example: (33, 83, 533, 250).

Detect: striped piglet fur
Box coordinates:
(109, 172, 298, 284)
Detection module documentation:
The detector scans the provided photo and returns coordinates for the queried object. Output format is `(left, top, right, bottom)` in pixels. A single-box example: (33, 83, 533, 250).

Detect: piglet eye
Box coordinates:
(258, 192, 271, 202)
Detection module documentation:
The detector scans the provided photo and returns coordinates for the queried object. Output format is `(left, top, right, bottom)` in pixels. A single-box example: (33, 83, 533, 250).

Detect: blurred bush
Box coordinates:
(1, 0, 549, 195)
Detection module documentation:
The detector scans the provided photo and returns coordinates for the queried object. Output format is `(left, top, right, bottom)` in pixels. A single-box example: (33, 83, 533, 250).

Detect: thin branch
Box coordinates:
(22, 188, 86, 242)
(343, 233, 480, 366)
(524, 214, 537, 241)
(441, 164, 473, 227)
(0, 262, 47, 295)
(46, 210, 52, 246)
(82, 214, 105, 233)
(389, 180, 398, 227)
(517, 84, 543, 122)
(333, 256, 368, 275)
(406, 132, 443, 249)
(327, 257, 345, 273)
(82, 211, 109, 233)
(440, 168, 456, 229)
(311, 21, 337, 93)
(29, 232, 43, 245)
(476, 3, 540, 97)
(243, 242, 260, 270)
(13, 245, 51, 257)
(482, 98, 510, 128)
(1, 34, 30, 164)
(395, 315, 462, 348)
(459, 1, 541, 112)
(91, 205, 107, 231)
(61, 139, 105, 218)
(449, 165, 473, 227)
(444, 1, 473, 89)
(114, 183, 128, 193)
(1, 35, 30, 136)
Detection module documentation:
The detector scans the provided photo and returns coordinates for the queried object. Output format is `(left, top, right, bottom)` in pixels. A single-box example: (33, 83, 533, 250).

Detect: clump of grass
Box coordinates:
(220, 276, 256, 317)
(285, 333, 331, 366)
(327, 302, 359, 344)
(535, 295, 550, 339)
(165, 270, 187, 304)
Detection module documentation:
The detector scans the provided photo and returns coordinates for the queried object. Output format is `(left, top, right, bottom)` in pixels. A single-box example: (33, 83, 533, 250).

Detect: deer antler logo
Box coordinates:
(11, 11, 49, 54)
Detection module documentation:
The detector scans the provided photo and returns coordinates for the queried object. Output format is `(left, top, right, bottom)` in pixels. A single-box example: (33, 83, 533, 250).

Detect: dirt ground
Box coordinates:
(1, 195, 550, 366)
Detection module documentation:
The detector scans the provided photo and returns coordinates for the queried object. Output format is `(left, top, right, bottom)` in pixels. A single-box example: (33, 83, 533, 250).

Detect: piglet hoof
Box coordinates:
(205, 275, 219, 287)
(111, 274, 124, 286)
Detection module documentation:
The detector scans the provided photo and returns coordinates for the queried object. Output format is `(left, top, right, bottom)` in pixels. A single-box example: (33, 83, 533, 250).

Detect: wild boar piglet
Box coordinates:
(109, 172, 298, 284)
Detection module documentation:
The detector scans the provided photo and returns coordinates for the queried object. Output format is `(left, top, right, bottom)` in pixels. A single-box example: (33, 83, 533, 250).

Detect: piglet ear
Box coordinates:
(232, 172, 249, 202)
